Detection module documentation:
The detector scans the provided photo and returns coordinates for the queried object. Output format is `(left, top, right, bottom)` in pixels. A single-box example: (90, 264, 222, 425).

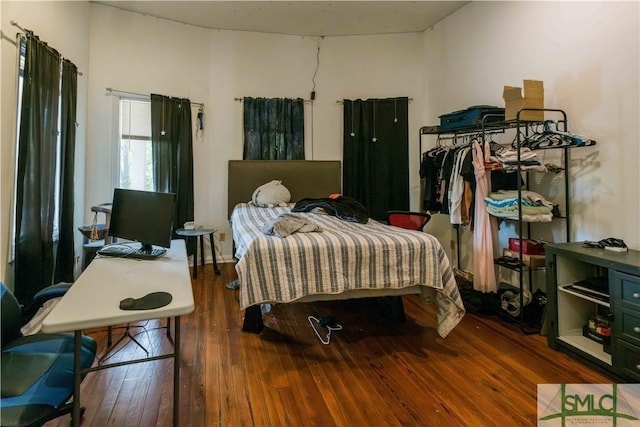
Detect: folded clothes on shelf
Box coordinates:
(491, 147, 548, 172)
(484, 190, 553, 222)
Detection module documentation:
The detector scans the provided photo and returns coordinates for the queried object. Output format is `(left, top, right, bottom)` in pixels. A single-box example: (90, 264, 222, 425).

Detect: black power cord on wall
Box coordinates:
(309, 36, 324, 159)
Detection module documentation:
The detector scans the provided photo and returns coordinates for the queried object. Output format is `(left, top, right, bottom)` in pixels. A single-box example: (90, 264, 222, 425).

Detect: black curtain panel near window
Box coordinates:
(243, 97, 305, 160)
(150, 94, 195, 249)
(54, 60, 78, 284)
(15, 35, 77, 304)
(343, 97, 409, 221)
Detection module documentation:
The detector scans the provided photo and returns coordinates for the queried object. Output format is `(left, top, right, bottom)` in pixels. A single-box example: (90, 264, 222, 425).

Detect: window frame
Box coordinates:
(115, 97, 154, 192)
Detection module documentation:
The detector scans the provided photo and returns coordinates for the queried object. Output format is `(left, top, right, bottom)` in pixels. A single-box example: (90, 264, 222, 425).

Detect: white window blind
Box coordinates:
(118, 99, 153, 191)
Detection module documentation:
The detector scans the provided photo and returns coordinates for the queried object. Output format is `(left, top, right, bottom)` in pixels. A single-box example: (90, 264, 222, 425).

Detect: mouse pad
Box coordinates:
(119, 292, 173, 310)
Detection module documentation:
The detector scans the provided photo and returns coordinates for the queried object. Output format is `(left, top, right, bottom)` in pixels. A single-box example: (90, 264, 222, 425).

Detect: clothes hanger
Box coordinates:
(518, 122, 564, 149)
(542, 120, 596, 147)
(487, 137, 503, 154)
(524, 120, 595, 149)
(518, 124, 545, 149)
(428, 136, 451, 157)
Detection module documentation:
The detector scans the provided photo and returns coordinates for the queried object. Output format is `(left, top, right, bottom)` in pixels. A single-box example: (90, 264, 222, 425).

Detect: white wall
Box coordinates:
(1, 1, 90, 286)
(421, 1, 640, 271)
(86, 3, 424, 262)
(2, 1, 638, 284)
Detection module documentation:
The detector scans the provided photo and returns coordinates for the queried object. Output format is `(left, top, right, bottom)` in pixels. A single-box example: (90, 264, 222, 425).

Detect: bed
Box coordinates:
(228, 160, 465, 338)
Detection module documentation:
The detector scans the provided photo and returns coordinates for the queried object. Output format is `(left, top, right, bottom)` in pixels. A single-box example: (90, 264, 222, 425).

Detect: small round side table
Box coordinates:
(175, 227, 221, 278)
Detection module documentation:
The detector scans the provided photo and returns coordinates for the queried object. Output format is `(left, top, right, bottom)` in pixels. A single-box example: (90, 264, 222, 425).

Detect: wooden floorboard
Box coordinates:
(45, 262, 614, 427)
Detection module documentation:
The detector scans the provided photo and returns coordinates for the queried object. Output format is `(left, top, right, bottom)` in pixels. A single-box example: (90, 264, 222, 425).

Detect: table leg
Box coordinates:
(199, 235, 205, 267)
(191, 237, 197, 279)
(209, 233, 221, 275)
(173, 316, 181, 427)
(72, 330, 82, 427)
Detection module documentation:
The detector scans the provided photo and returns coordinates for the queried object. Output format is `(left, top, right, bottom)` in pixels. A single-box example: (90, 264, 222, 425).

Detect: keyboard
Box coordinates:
(97, 245, 166, 260)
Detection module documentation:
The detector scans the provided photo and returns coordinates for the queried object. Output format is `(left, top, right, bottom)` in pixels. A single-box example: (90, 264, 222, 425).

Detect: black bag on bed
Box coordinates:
(292, 196, 369, 224)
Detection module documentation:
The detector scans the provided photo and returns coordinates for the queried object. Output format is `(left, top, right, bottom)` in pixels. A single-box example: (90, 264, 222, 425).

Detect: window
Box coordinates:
(118, 99, 153, 191)
(242, 97, 305, 160)
(11, 39, 27, 259)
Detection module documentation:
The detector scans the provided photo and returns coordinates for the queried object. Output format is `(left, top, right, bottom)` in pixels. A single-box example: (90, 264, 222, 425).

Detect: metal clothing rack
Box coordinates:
(419, 117, 514, 269)
(510, 108, 573, 334)
(419, 107, 595, 333)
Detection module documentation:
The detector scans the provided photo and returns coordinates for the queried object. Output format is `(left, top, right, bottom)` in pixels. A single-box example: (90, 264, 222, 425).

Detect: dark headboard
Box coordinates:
(228, 160, 342, 218)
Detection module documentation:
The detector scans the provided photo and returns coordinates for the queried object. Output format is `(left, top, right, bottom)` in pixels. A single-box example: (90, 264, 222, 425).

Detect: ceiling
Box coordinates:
(95, 1, 469, 37)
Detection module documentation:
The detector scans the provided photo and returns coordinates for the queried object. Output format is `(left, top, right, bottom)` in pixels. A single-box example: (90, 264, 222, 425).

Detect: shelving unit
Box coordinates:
(502, 108, 572, 332)
(419, 107, 591, 332)
(557, 283, 611, 365)
(546, 243, 640, 380)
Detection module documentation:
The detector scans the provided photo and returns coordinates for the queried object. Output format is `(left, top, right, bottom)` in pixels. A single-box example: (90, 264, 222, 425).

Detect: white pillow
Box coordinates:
(251, 180, 291, 208)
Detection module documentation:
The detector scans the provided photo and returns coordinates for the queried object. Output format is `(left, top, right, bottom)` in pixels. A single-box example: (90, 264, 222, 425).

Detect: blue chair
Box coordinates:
(1, 283, 97, 427)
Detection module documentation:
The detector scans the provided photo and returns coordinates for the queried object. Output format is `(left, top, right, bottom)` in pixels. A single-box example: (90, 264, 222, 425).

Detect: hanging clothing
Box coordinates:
(439, 149, 456, 215)
(420, 151, 442, 212)
(471, 139, 498, 293)
(461, 181, 473, 226)
(460, 149, 476, 229)
(449, 146, 470, 225)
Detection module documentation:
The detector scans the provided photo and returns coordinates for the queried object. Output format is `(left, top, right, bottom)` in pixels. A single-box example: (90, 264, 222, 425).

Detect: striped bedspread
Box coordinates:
(231, 203, 465, 337)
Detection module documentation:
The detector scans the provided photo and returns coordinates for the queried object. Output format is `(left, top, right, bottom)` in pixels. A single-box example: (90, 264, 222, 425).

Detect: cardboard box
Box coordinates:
(503, 249, 546, 267)
(503, 79, 544, 121)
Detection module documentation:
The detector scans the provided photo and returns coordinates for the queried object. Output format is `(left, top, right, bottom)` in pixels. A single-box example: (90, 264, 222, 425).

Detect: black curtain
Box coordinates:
(150, 94, 194, 247)
(15, 35, 62, 304)
(343, 98, 409, 221)
(54, 60, 78, 284)
(243, 97, 305, 160)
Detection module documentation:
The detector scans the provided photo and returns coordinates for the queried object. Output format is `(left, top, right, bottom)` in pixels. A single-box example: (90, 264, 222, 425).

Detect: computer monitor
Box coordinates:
(108, 189, 176, 253)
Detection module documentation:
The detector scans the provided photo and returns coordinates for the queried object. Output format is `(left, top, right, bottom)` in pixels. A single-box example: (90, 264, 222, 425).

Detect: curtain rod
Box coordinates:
(11, 20, 83, 76)
(10, 20, 27, 33)
(336, 97, 413, 104)
(107, 88, 204, 108)
(234, 97, 313, 103)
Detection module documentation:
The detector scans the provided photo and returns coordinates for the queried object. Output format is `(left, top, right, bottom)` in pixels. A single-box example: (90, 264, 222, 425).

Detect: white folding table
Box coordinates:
(42, 239, 194, 426)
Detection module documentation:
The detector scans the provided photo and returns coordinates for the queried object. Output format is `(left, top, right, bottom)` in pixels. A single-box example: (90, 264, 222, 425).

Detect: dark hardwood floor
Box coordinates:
(46, 262, 613, 427)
